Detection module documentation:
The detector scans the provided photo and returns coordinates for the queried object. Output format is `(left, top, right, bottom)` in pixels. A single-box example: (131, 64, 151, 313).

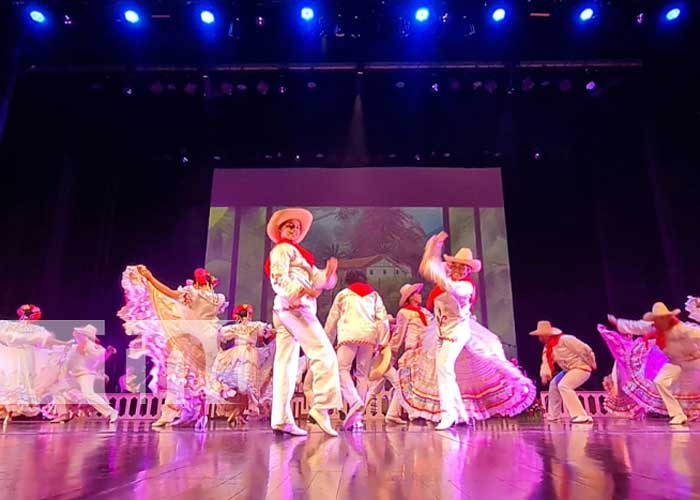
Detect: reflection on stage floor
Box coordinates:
(1, 419, 699, 499)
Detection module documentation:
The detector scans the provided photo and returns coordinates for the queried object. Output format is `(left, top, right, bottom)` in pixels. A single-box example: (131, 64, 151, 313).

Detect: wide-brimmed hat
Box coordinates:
(642, 302, 681, 321)
(368, 345, 392, 382)
(399, 283, 424, 307)
(529, 320, 563, 337)
(443, 248, 482, 272)
(74, 324, 98, 341)
(266, 208, 313, 243)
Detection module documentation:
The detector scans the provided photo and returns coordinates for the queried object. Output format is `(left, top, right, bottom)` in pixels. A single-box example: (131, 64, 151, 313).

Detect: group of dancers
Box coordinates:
(2, 207, 699, 433)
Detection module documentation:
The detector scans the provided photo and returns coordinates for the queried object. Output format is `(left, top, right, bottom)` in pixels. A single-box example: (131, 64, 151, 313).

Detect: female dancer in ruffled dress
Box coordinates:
(213, 304, 275, 426)
(601, 296, 700, 422)
(0, 305, 72, 424)
(118, 265, 228, 427)
(414, 232, 535, 429)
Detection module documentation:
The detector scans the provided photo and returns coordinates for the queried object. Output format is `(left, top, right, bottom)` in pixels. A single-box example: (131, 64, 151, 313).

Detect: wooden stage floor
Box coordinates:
(1, 418, 699, 499)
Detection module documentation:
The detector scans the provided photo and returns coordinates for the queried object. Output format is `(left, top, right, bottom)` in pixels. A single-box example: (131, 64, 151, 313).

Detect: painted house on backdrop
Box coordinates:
(317, 255, 413, 320)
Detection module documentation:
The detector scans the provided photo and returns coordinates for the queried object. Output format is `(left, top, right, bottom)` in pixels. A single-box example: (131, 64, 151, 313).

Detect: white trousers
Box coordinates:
(548, 369, 591, 418)
(654, 358, 700, 418)
(337, 343, 373, 407)
(54, 374, 116, 418)
(436, 335, 469, 420)
(271, 309, 341, 427)
(383, 366, 404, 417)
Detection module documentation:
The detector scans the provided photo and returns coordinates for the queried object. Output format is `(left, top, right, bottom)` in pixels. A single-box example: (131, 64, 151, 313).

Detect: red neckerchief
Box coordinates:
(643, 317, 681, 350)
(426, 276, 477, 311)
(347, 282, 375, 297)
(264, 239, 316, 277)
(545, 335, 562, 375)
(401, 304, 428, 326)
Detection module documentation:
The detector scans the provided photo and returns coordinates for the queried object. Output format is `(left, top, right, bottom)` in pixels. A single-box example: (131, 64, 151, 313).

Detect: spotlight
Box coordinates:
(415, 8, 430, 22)
(124, 10, 140, 24)
(578, 7, 595, 22)
(256, 81, 270, 95)
(664, 7, 681, 22)
(236, 83, 248, 92)
(255, 16, 265, 27)
(278, 85, 287, 94)
(220, 82, 234, 95)
(200, 10, 215, 24)
(63, 14, 72, 25)
(29, 10, 47, 23)
(636, 13, 645, 24)
(307, 81, 317, 90)
(395, 81, 405, 89)
(431, 83, 439, 93)
(585, 81, 596, 91)
(300, 7, 314, 21)
(491, 8, 507, 22)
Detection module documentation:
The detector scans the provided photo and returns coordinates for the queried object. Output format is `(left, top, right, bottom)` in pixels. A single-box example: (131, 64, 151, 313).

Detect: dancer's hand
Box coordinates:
(541, 375, 551, 385)
(137, 265, 153, 280)
(607, 314, 618, 328)
(326, 257, 338, 276)
(435, 231, 449, 244)
(302, 287, 322, 299)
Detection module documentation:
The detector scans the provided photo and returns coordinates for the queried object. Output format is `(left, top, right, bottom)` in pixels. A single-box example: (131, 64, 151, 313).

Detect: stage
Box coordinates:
(1, 419, 698, 499)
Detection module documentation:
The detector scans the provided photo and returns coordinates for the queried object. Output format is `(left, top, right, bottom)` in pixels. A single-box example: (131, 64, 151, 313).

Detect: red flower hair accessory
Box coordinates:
(17, 304, 42, 320)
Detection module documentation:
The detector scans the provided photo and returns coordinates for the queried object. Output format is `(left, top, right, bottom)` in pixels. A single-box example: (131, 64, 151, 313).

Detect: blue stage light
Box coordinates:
(579, 7, 595, 22)
(200, 10, 215, 24)
(415, 8, 430, 22)
(300, 7, 314, 21)
(124, 10, 140, 24)
(29, 10, 47, 23)
(665, 7, 681, 21)
(491, 8, 506, 22)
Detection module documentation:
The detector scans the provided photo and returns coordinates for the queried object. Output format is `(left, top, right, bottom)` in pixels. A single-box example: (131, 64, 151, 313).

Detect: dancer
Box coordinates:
(418, 231, 476, 430)
(266, 207, 341, 436)
(401, 241, 534, 427)
(118, 265, 227, 428)
(531, 320, 596, 423)
(0, 305, 71, 424)
(50, 325, 119, 424)
(611, 302, 700, 425)
(212, 304, 275, 426)
(324, 270, 389, 429)
(597, 321, 652, 418)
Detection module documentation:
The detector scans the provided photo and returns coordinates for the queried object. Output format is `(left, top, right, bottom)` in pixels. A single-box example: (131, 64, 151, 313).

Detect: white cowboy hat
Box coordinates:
(368, 345, 392, 382)
(74, 324, 98, 341)
(642, 302, 681, 321)
(266, 208, 313, 244)
(529, 320, 563, 336)
(443, 248, 482, 272)
(399, 283, 424, 307)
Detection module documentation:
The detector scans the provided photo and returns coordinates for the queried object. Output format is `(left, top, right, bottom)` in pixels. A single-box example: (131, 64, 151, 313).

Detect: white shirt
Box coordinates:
(393, 307, 435, 351)
(539, 334, 596, 380)
(65, 341, 106, 378)
(324, 288, 388, 346)
(617, 318, 700, 364)
(269, 243, 337, 313)
(419, 235, 474, 342)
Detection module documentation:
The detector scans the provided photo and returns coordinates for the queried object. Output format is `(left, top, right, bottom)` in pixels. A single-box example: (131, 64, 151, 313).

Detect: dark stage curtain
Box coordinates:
(1, 64, 698, 390)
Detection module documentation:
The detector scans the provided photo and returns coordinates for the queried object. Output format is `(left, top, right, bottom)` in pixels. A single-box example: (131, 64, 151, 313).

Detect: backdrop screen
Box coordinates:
(205, 167, 518, 356)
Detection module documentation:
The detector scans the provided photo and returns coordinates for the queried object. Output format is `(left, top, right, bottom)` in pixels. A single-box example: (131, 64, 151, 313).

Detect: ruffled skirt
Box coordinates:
(598, 324, 700, 417)
(398, 319, 536, 422)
